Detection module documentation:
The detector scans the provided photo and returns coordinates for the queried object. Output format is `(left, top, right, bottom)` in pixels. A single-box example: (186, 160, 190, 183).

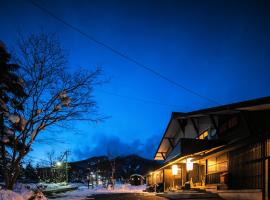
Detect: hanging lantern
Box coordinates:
(172, 164, 178, 175)
(186, 158, 193, 171)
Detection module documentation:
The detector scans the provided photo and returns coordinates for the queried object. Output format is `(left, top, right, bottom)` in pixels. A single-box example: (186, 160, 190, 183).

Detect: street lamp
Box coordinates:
(56, 161, 62, 167)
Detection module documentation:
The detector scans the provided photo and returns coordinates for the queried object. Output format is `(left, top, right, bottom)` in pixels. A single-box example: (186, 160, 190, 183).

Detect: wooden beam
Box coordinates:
(239, 111, 252, 136)
(164, 137, 175, 148)
(157, 151, 167, 154)
(209, 115, 218, 130)
(164, 137, 174, 139)
(161, 152, 166, 160)
(190, 118, 199, 135)
(155, 152, 166, 160)
(177, 119, 187, 135)
(168, 138, 174, 149)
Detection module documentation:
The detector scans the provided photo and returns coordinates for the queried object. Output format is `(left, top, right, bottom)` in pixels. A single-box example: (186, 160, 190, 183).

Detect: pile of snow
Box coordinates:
(13, 183, 34, 199)
(0, 190, 24, 200)
(0, 184, 47, 200)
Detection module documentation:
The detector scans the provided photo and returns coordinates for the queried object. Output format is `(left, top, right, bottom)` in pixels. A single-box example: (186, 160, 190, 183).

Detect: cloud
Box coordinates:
(73, 133, 160, 161)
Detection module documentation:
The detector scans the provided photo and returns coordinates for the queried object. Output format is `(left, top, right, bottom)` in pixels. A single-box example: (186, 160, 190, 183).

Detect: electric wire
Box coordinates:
(28, 0, 221, 106)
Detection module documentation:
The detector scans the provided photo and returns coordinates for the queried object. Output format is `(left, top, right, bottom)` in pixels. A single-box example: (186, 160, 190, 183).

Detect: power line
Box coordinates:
(96, 89, 181, 107)
(28, 0, 220, 105)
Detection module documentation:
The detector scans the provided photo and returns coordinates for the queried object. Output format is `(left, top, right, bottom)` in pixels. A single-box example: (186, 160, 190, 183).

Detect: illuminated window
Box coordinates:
(198, 130, 208, 140)
(207, 153, 228, 174)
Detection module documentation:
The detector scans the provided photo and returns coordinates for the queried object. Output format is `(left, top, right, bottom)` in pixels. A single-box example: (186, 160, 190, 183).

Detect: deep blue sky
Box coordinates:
(1, 0, 270, 164)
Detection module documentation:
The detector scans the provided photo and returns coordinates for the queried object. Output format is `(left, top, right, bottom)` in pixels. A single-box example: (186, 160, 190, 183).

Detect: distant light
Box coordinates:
(56, 161, 62, 167)
(186, 158, 193, 171)
(172, 165, 178, 175)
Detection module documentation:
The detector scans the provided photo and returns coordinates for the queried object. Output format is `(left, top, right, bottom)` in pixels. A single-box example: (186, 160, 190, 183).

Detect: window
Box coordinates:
(207, 153, 228, 174)
(197, 130, 208, 140)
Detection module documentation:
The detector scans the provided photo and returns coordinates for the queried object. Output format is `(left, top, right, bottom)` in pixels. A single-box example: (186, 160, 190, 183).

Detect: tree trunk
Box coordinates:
(4, 154, 23, 190)
(6, 164, 20, 190)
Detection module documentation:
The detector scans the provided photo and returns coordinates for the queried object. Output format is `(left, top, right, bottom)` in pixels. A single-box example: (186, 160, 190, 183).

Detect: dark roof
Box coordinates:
(154, 96, 270, 160)
(175, 95, 270, 118)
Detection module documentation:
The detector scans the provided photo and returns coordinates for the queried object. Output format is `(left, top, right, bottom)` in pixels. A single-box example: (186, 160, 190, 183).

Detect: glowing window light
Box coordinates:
(172, 164, 178, 175)
(186, 158, 193, 171)
(198, 131, 209, 139)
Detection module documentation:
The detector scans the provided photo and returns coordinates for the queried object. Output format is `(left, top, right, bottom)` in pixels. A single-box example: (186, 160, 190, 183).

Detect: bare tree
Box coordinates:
(46, 150, 56, 182)
(47, 150, 57, 168)
(1, 32, 104, 189)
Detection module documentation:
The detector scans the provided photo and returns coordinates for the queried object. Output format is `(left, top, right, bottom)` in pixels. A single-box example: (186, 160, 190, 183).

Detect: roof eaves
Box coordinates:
(153, 112, 186, 159)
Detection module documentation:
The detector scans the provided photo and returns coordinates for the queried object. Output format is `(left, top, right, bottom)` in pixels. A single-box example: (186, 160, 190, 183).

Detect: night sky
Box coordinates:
(1, 0, 270, 164)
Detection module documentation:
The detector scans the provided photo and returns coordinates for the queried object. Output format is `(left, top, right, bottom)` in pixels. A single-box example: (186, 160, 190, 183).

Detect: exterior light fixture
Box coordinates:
(172, 164, 178, 175)
(186, 158, 193, 171)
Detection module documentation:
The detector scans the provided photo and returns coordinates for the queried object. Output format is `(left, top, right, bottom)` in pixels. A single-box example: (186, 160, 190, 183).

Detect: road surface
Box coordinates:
(84, 193, 167, 200)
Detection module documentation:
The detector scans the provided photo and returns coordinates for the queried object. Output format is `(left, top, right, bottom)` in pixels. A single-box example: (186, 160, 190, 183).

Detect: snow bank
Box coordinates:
(0, 183, 47, 200)
(14, 183, 34, 199)
(0, 190, 24, 200)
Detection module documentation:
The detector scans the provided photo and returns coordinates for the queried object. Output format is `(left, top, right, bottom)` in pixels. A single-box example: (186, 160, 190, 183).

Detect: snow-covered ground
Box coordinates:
(0, 183, 146, 200)
(48, 184, 147, 200)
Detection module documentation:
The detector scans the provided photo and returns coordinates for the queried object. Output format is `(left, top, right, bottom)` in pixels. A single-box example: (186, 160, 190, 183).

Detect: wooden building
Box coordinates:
(147, 96, 270, 200)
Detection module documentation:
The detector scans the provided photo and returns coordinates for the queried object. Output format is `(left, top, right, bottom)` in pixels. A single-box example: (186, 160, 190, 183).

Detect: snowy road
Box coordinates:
(83, 193, 167, 200)
(47, 184, 150, 200)
(48, 191, 166, 200)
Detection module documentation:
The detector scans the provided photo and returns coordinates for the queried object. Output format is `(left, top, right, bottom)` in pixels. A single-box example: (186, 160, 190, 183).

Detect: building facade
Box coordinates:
(147, 97, 270, 200)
